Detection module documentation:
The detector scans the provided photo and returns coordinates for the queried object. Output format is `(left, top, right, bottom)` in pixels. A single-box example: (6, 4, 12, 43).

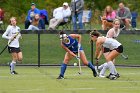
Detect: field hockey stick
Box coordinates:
(0, 32, 20, 55)
(95, 58, 99, 70)
(121, 53, 128, 60)
(120, 25, 126, 31)
(77, 44, 82, 74)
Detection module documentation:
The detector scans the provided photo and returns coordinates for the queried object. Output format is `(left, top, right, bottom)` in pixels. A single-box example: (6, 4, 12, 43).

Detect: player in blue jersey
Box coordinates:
(57, 31, 97, 79)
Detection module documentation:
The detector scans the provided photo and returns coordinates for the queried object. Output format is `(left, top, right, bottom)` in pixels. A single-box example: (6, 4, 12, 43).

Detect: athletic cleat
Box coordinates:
(106, 73, 117, 80)
(109, 75, 117, 80)
(57, 75, 64, 79)
(99, 74, 105, 78)
(115, 73, 120, 78)
(92, 69, 97, 77)
(11, 71, 18, 75)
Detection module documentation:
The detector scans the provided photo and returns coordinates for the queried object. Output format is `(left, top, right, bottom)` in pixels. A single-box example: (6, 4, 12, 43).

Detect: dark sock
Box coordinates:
(60, 63, 67, 77)
(87, 62, 95, 71)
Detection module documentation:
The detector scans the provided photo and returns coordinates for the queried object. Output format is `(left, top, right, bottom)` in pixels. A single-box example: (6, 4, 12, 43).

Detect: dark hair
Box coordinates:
(90, 30, 101, 37)
(59, 30, 66, 35)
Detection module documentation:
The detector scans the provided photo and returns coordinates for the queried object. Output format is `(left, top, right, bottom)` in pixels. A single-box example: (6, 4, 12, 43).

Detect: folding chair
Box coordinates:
(131, 12, 138, 29)
(40, 9, 49, 25)
(82, 10, 92, 30)
(57, 17, 71, 30)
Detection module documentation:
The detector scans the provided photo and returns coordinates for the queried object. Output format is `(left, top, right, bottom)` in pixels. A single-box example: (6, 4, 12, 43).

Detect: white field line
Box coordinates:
(16, 89, 45, 92)
(65, 86, 140, 91)
(65, 88, 96, 90)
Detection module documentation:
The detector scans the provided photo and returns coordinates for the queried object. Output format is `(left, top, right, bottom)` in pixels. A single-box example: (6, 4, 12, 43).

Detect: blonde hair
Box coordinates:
(103, 5, 113, 16)
(9, 17, 16, 24)
(113, 19, 120, 24)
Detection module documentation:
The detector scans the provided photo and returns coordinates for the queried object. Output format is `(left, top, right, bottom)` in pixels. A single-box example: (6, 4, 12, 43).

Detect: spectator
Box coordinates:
(70, 0, 84, 30)
(27, 14, 45, 30)
(116, 2, 132, 30)
(25, 3, 40, 29)
(101, 5, 116, 30)
(48, 2, 71, 30)
(0, 8, 4, 21)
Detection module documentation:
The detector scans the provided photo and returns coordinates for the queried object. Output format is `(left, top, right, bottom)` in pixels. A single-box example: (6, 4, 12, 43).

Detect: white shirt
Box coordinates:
(2, 25, 21, 48)
(102, 37, 121, 50)
(53, 7, 71, 19)
(106, 27, 120, 39)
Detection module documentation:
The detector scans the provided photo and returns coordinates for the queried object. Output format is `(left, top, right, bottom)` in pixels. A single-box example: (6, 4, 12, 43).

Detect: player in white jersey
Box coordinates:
(90, 30, 123, 80)
(97, 19, 121, 78)
(2, 17, 22, 74)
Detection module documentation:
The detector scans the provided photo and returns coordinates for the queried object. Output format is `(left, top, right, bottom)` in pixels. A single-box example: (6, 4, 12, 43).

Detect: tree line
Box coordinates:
(0, 0, 139, 24)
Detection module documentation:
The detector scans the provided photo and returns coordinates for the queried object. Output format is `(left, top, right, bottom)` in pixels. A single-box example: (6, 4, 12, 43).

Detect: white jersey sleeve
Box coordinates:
(2, 25, 21, 48)
(2, 25, 12, 40)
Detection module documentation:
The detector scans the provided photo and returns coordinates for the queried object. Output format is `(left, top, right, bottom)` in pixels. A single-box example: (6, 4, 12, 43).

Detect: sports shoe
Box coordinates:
(92, 69, 97, 77)
(115, 73, 120, 78)
(99, 74, 105, 78)
(11, 71, 18, 75)
(106, 73, 117, 80)
(57, 75, 64, 79)
(95, 66, 100, 74)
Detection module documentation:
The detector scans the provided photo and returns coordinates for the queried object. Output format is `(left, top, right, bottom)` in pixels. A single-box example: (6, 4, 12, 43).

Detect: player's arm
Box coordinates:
(97, 46, 103, 59)
(61, 42, 77, 57)
(95, 39, 102, 59)
(2, 26, 11, 40)
(69, 34, 81, 44)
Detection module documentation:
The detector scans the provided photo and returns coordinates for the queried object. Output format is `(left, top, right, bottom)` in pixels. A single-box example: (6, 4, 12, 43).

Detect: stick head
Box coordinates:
(78, 72, 82, 75)
(125, 55, 128, 60)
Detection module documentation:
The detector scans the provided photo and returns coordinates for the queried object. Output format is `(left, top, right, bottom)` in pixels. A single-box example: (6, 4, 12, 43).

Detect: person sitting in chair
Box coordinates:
(27, 14, 45, 30)
(25, 3, 40, 29)
(116, 2, 132, 30)
(48, 2, 71, 30)
(101, 5, 116, 30)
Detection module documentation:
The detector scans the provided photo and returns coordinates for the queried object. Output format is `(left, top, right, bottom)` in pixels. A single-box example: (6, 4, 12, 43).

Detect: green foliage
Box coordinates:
(0, 0, 140, 24)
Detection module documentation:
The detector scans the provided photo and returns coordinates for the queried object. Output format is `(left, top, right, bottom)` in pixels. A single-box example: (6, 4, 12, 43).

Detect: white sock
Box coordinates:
(98, 64, 104, 70)
(10, 61, 16, 72)
(107, 61, 116, 74)
(114, 67, 118, 75)
(100, 63, 109, 76)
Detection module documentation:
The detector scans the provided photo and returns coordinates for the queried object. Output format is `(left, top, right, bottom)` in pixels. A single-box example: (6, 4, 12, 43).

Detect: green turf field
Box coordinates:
(0, 34, 140, 65)
(0, 66, 140, 93)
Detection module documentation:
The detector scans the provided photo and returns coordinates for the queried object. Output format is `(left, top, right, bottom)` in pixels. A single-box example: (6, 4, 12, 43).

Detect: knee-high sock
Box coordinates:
(60, 63, 67, 77)
(87, 62, 95, 71)
(107, 61, 116, 74)
(98, 63, 105, 70)
(114, 67, 118, 75)
(100, 63, 109, 76)
(10, 61, 16, 72)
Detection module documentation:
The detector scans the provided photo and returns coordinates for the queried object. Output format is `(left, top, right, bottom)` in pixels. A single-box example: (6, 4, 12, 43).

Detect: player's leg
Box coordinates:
(57, 52, 73, 79)
(106, 50, 120, 79)
(99, 62, 108, 77)
(10, 52, 18, 74)
(80, 50, 97, 77)
(17, 51, 23, 63)
(98, 51, 109, 70)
